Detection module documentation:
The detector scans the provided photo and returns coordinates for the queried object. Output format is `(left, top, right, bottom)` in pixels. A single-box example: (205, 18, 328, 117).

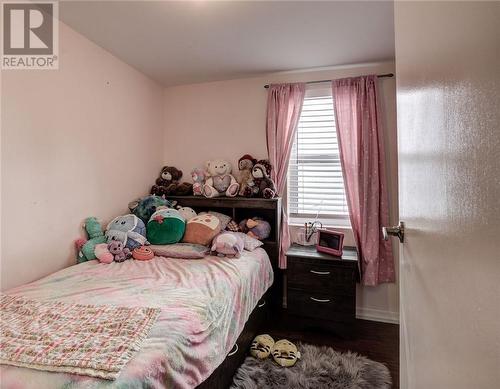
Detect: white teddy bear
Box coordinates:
(203, 159, 240, 198)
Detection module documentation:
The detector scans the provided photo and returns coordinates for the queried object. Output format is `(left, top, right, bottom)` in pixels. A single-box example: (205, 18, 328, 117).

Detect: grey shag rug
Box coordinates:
(231, 342, 391, 389)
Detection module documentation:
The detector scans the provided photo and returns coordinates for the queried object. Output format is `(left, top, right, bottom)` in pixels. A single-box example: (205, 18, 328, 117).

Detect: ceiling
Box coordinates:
(60, 1, 395, 87)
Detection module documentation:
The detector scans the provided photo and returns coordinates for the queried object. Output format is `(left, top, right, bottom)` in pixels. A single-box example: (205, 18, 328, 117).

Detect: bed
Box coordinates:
(1, 197, 282, 389)
(1, 249, 272, 388)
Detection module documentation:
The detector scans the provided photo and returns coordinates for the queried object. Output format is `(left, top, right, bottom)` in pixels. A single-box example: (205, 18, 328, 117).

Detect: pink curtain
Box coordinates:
(331, 75, 395, 286)
(266, 83, 306, 269)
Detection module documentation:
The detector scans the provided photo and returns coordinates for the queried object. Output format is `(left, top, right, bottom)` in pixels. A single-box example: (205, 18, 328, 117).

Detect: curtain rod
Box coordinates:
(263, 73, 394, 89)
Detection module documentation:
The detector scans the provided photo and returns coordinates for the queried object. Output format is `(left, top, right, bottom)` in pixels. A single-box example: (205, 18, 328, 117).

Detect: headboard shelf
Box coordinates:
(167, 195, 280, 210)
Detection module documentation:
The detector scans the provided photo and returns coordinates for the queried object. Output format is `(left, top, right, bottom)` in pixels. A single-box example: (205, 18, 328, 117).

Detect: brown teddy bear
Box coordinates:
(237, 154, 257, 196)
(243, 159, 277, 198)
(150, 166, 192, 196)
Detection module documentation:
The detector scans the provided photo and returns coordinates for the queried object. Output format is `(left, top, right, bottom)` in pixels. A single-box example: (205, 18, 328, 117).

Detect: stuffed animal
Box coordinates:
(147, 208, 186, 244)
(237, 154, 257, 196)
(191, 167, 206, 196)
(203, 159, 239, 198)
(132, 246, 154, 261)
(271, 339, 301, 367)
(151, 166, 192, 196)
(239, 217, 271, 240)
(211, 232, 244, 258)
(177, 206, 197, 221)
(128, 195, 173, 223)
(108, 240, 132, 263)
(105, 214, 148, 250)
(94, 243, 114, 264)
(250, 334, 275, 359)
(243, 159, 277, 199)
(76, 217, 107, 263)
(183, 214, 221, 246)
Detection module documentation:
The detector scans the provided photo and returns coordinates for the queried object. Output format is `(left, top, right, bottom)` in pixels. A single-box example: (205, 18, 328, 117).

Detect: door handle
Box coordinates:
(382, 221, 405, 243)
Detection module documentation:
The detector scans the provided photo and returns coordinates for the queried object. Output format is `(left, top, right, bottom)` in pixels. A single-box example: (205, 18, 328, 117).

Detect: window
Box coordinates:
(288, 83, 349, 226)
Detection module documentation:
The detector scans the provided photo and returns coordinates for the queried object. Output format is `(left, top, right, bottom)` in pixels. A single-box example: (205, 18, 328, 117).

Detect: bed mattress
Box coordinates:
(0, 248, 273, 389)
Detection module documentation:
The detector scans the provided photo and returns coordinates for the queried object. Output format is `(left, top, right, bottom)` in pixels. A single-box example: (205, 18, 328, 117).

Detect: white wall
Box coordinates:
(1, 22, 164, 290)
(163, 62, 400, 322)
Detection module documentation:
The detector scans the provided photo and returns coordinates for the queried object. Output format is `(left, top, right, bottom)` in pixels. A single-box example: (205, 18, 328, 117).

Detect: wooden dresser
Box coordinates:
(285, 244, 359, 337)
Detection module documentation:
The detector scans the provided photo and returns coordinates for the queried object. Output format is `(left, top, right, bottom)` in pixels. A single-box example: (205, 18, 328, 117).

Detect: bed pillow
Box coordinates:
(199, 211, 231, 230)
(183, 214, 221, 246)
(150, 243, 209, 259)
(147, 209, 186, 245)
(233, 232, 264, 251)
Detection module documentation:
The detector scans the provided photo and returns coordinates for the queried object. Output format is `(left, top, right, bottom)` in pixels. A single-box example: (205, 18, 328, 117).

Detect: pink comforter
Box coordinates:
(0, 248, 273, 389)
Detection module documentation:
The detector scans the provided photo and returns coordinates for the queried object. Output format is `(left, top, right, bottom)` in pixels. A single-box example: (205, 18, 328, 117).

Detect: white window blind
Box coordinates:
(288, 83, 349, 224)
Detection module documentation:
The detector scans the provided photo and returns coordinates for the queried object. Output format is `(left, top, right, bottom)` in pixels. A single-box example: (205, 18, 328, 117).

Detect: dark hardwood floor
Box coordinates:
(261, 314, 399, 388)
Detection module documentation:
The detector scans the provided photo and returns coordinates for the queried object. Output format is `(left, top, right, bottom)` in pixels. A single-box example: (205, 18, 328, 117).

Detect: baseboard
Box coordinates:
(356, 307, 399, 324)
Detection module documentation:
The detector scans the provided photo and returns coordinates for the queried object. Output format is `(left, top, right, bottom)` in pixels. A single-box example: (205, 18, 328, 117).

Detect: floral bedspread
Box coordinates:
(0, 295, 159, 380)
(0, 248, 273, 389)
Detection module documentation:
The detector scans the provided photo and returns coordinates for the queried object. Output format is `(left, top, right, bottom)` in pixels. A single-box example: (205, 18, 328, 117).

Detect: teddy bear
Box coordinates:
(191, 167, 206, 196)
(151, 166, 192, 196)
(108, 240, 132, 262)
(243, 159, 277, 199)
(237, 154, 257, 196)
(203, 159, 240, 198)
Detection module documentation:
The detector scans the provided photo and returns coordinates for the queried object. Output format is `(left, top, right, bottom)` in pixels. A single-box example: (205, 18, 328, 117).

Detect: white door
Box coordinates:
(394, 2, 500, 388)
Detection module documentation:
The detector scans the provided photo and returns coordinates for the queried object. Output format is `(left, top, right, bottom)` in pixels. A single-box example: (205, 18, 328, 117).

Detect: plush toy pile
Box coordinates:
(74, 156, 278, 265)
(147, 157, 277, 199)
(75, 206, 272, 264)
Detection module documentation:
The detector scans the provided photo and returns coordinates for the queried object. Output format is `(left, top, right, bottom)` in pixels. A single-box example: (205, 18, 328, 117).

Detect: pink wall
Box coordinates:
(163, 62, 400, 322)
(0, 22, 164, 290)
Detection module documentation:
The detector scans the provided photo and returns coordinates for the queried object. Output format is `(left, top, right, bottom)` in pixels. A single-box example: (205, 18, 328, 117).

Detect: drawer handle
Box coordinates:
(310, 297, 331, 303)
(257, 300, 266, 308)
(310, 270, 330, 275)
(228, 343, 239, 356)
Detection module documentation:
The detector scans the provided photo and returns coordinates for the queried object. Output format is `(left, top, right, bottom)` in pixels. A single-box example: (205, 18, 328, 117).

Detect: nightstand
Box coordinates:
(285, 244, 359, 336)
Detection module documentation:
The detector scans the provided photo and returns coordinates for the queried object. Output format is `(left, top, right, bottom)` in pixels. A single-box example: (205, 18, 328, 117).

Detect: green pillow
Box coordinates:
(147, 209, 185, 245)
